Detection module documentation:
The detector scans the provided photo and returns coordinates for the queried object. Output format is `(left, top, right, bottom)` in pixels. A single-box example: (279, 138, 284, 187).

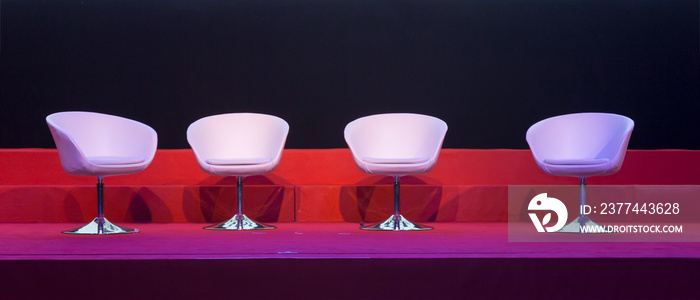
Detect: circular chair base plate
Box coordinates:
(361, 214, 433, 231)
(204, 214, 276, 230)
(63, 217, 139, 235)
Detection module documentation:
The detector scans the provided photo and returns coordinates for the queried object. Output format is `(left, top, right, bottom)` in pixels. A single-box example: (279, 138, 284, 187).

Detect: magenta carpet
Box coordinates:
(1, 223, 699, 299)
(1, 222, 699, 260)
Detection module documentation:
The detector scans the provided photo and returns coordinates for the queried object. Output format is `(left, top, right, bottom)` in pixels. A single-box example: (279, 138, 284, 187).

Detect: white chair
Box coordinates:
(187, 113, 289, 230)
(526, 112, 634, 232)
(46, 111, 158, 234)
(344, 113, 448, 231)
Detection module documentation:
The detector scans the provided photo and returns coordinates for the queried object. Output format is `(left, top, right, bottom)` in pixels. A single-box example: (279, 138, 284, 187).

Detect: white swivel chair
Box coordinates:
(46, 111, 158, 234)
(526, 112, 634, 232)
(344, 113, 448, 231)
(187, 113, 289, 230)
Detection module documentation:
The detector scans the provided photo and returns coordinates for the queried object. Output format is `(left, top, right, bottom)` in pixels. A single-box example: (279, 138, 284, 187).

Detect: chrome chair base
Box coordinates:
(361, 214, 433, 231)
(558, 215, 613, 233)
(63, 217, 139, 235)
(204, 214, 276, 230)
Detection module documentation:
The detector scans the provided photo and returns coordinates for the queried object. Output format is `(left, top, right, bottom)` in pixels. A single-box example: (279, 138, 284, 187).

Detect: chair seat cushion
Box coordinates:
(543, 158, 610, 165)
(362, 157, 430, 164)
(88, 156, 147, 165)
(205, 158, 272, 165)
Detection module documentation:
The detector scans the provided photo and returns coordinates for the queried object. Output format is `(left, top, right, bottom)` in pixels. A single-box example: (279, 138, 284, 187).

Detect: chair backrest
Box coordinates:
(526, 112, 634, 175)
(187, 113, 289, 170)
(46, 111, 158, 176)
(344, 113, 448, 171)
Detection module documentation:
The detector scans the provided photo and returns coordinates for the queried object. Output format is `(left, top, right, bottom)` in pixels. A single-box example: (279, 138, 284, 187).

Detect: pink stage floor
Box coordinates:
(2, 223, 700, 299)
(1, 222, 700, 260)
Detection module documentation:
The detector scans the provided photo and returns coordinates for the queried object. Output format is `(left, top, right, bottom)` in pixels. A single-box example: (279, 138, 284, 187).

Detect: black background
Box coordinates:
(2, 0, 698, 149)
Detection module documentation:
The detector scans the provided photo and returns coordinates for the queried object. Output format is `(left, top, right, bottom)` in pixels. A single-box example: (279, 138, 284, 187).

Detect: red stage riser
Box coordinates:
(0, 149, 698, 223)
(0, 184, 510, 223)
(3, 149, 700, 185)
(295, 185, 508, 222)
(0, 185, 295, 223)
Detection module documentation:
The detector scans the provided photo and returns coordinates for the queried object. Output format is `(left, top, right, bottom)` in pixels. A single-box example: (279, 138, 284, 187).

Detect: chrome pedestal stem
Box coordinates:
(97, 178, 104, 233)
(237, 176, 244, 220)
(393, 176, 400, 230)
(558, 177, 611, 233)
